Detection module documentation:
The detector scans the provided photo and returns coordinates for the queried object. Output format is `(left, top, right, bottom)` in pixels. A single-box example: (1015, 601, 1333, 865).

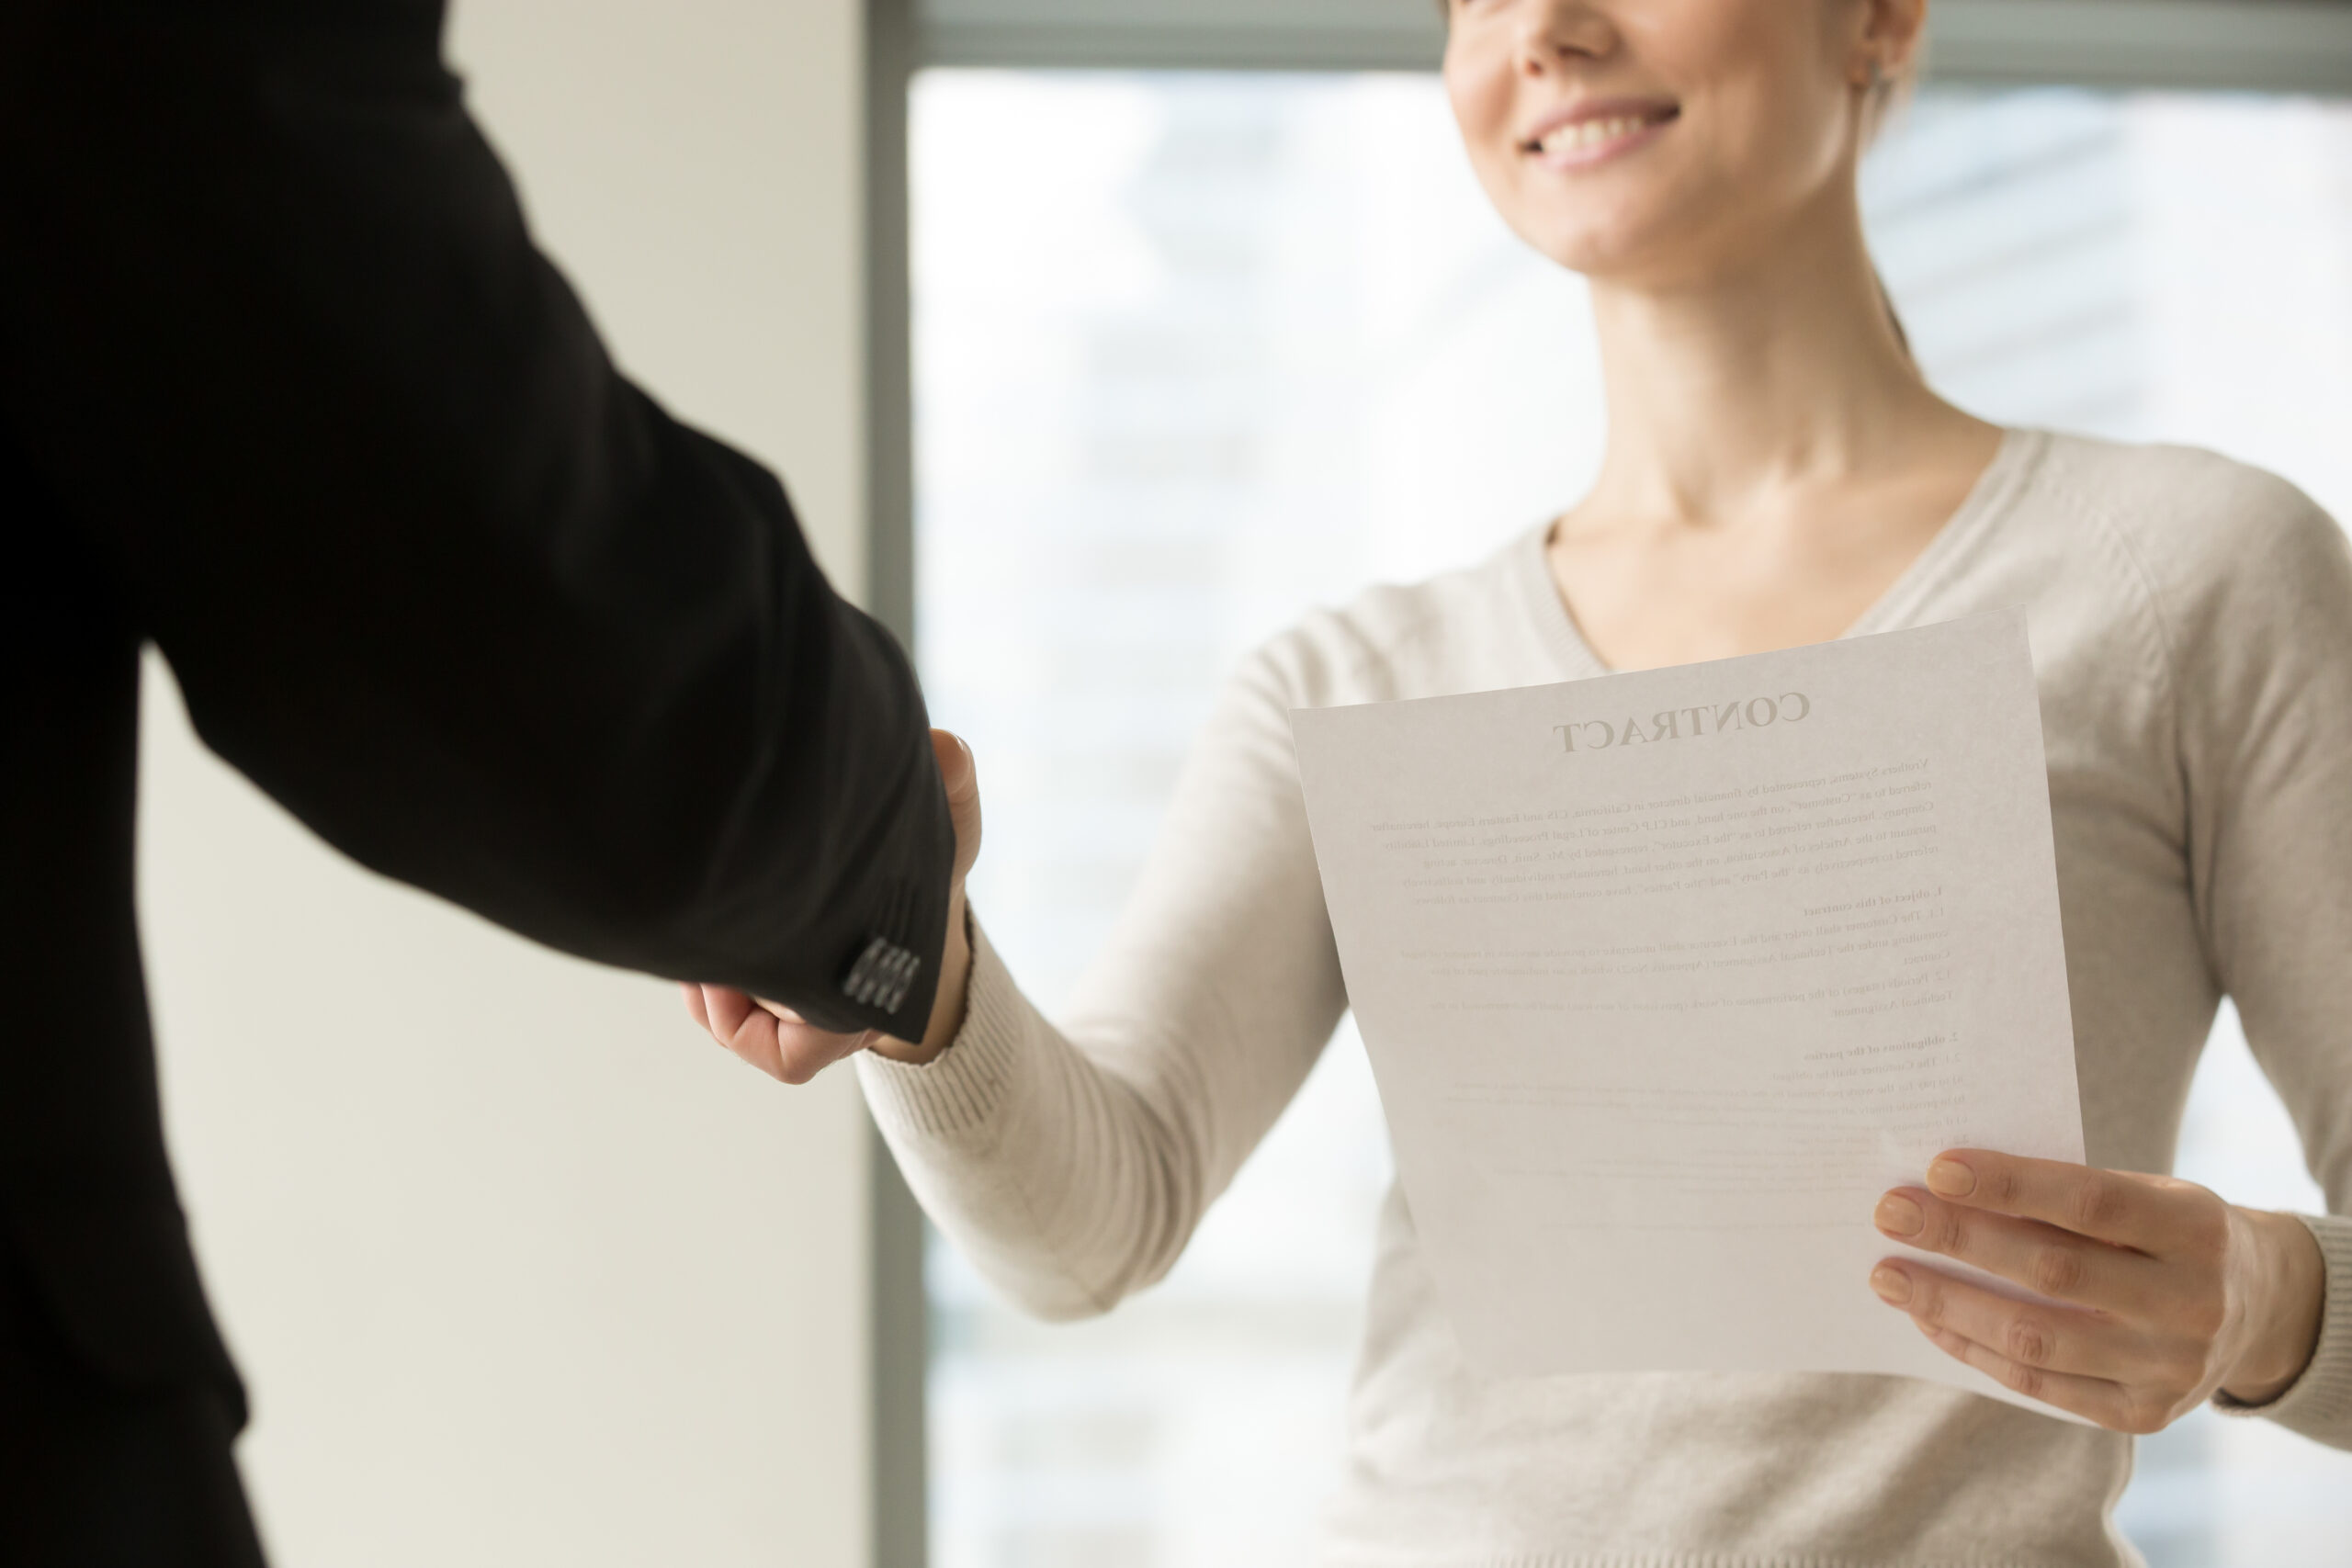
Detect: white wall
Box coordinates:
(137, 3, 875, 1563)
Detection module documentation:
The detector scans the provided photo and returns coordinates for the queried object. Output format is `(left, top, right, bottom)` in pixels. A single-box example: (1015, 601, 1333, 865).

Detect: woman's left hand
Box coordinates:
(1870, 1150, 2326, 1432)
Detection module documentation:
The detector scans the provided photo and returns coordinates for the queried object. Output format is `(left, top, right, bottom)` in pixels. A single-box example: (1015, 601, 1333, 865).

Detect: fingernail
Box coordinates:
(1874, 1192, 1924, 1237)
(1871, 1265, 1913, 1304)
(1926, 1158, 1976, 1197)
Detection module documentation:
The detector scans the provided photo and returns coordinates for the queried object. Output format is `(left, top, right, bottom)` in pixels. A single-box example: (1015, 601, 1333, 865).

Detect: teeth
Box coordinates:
(1537, 115, 1657, 154)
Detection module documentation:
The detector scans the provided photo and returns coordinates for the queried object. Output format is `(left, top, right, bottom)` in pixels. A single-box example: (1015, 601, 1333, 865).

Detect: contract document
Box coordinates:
(1291, 611, 2085, 1411)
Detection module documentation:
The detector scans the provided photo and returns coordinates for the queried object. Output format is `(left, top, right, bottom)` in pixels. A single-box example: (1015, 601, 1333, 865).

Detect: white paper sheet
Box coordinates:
(1290, 612, 2086, 1412)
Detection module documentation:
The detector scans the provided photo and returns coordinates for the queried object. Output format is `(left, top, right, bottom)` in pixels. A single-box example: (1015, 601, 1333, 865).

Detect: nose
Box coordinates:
(1512, 0, 1616, 77)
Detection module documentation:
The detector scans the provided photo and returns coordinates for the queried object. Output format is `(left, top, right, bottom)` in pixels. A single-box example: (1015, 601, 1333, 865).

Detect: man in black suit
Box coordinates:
(0, 1, 959, 1561)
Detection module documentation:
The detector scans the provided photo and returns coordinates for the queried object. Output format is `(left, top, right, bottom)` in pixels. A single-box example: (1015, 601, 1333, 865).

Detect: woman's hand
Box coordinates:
(1869, 1149, 2326, 1432)
(682, 728, 983, 1084)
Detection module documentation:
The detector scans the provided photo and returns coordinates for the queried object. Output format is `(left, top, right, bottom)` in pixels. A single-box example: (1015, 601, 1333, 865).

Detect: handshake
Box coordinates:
(685, 729, 986, 1083)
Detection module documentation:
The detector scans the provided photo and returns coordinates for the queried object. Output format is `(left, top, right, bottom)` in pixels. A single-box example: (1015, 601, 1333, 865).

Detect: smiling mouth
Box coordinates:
(1523, 105, 1679, 157)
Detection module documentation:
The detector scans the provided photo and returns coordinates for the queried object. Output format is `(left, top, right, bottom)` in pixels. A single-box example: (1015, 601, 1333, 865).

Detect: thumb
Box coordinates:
(930, 728, 983, 880)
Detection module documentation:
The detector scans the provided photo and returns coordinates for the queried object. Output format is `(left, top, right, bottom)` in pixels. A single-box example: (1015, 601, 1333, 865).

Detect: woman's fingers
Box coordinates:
(1916, 1150, 2189, 1256)
(931, 728, 984, 882)
(769, 1020, 877, 1086)
(690, 983, 873, 1083)
(1871, 1251, 2199, 1430)
(696, 984, 780, 1077)
(1872, 1186, 2162, 1312)
(724, 1005, 787, 1080)
(700, 984, 756, 1042)
(1907, 1314, 2149, 1431)
(680, 982, 711, 1030)
(1868, 1258, 2142, 1383)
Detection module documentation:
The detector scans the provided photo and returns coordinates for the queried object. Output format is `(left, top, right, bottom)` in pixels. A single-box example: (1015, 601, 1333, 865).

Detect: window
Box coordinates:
(900, 62, 2352, 1568)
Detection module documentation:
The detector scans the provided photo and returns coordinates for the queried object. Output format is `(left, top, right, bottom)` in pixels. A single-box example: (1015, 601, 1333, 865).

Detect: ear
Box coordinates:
(1848, 0, 1928, 87)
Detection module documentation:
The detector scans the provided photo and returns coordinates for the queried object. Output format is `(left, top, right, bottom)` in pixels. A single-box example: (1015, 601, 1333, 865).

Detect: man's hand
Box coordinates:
(1869, 1149, 2327, 1432)
(683, 728, 982, 1083)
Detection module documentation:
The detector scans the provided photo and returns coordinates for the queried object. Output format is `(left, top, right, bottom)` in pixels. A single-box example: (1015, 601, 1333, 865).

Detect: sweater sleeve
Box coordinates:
(855, 645, 1349, 1319)
(2167, 468, 2352, 1447)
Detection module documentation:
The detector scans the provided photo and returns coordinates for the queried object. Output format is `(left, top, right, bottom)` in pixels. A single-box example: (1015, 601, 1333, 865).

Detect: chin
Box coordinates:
(1480, 152, 1685, 270)
(1514, 213, 1672, 282)
(1506, 179, 1740, 288)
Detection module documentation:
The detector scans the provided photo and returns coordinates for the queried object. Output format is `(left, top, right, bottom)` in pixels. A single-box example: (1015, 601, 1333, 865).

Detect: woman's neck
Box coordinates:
(1544, 188, 2006, 672)
(1578, 190, 1973, 531)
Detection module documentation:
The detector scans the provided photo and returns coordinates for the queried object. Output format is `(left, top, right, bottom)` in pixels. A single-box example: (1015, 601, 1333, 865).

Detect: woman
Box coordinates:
(690, 1, 2352, 1560)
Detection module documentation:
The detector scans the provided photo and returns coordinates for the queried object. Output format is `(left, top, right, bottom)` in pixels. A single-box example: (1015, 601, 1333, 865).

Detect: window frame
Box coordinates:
(858, 4, 2352, 1562)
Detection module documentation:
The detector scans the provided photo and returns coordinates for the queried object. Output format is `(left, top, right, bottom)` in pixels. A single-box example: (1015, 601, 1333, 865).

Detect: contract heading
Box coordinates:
(1553, 692, 1812, 754)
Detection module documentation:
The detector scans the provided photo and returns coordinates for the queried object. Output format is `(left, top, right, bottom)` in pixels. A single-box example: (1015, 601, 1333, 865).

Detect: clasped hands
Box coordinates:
(1871, 1149, 2325, 1432)
(684, 728, 981, 1084)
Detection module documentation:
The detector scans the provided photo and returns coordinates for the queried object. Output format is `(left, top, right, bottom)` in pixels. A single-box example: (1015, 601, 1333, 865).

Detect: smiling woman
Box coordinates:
(806, 6, 2352, 1554)
(806, 3, 2352, 1563)
(895, 60, 2352, 1568)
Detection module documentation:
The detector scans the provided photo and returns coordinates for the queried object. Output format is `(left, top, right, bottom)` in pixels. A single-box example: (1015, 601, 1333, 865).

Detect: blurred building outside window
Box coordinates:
(910, 70, 2352, 1568)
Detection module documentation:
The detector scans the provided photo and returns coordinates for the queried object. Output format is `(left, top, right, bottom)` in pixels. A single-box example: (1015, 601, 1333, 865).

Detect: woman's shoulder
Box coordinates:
(1235, 531, 1550, 713)
(2025, 430, 2343, 592)
(2017, 431, 2352, 695)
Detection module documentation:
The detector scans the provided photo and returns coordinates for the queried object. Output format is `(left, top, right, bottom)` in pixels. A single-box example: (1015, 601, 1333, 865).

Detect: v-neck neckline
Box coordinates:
(1512, 426, 2046, 681)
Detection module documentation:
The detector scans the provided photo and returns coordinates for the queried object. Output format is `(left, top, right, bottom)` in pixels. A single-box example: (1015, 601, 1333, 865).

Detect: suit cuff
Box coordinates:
(855, 916, 1030, 1147)
(2212, 1213, 2352, 1446)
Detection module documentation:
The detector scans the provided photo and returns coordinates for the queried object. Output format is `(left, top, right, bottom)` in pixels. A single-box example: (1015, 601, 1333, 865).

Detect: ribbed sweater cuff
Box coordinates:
(855, 917, 1030, 1147)
(2212, 1213, 2352, 1443)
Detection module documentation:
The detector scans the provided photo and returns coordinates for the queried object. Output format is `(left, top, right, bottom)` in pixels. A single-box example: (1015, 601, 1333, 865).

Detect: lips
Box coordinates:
(1520, 100, 1680, 160)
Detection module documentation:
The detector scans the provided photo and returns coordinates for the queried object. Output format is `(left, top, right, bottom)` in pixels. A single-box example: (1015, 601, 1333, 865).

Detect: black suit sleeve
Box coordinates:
(0, 0, 951, 1035)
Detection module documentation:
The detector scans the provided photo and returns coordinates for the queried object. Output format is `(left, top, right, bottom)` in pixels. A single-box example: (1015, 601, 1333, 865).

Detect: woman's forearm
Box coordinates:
(859, 923, 1216, 1319)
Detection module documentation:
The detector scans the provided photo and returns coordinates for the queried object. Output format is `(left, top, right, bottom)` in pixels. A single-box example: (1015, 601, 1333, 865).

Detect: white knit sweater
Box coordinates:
(860, 430, 2352, 1568)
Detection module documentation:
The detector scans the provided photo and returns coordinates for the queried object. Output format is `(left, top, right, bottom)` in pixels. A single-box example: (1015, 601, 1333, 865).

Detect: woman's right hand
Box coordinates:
(682, 728, 982, 1083)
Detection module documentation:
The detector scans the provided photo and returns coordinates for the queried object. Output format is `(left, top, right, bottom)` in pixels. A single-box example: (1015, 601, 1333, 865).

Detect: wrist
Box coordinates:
(2221, 1208, 2326, 1405)
(869, 891, 971, 1066)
